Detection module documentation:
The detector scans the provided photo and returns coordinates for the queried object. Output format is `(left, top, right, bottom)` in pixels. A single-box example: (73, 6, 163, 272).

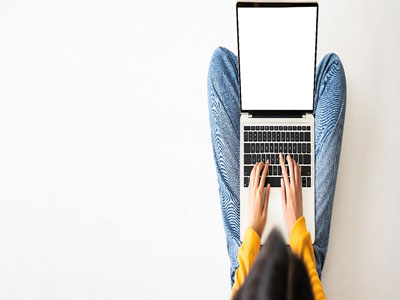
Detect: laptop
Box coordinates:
(237, 2, 318, 244)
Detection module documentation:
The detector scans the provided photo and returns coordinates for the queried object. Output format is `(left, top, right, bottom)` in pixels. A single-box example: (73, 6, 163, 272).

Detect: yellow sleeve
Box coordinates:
(230, 227, 260, 299)
(289, 216, 326, 300)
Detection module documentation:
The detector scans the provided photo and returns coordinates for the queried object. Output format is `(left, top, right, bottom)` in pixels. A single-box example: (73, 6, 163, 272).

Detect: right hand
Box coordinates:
(279, 153, 303, 237)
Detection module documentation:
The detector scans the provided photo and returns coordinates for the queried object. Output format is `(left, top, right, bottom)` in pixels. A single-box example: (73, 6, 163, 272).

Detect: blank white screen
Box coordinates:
(238, 6, 317, 110)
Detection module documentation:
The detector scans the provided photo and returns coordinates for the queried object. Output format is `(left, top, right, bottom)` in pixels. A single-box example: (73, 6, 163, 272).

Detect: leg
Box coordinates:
(313, 53, 347, 277)
(207, 47, 241, 287)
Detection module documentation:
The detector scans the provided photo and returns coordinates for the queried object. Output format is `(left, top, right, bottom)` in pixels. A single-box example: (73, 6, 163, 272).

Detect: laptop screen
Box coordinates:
(237, 4, 318, 111)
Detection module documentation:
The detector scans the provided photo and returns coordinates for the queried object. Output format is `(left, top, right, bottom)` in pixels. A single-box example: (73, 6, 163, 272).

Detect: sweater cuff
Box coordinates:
(289, 216, 307, 253)
(243, 227, 261, 255)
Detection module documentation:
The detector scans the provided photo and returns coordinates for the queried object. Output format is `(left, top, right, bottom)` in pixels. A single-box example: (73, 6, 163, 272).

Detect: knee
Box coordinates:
(318, 53, 347, 108)
(207, 47, 236, 94)
(209, 47, 231, 75)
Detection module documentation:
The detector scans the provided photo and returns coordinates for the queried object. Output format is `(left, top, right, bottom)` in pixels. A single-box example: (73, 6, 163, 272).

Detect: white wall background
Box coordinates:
(0, 0, 399, 299)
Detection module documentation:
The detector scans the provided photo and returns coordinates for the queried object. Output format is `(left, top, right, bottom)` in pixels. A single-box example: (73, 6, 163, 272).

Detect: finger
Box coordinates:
(280, 153, 290, 189)
(250, 162, 257, 190)
(254, 161, 264, 189)
(281, 178, 287, 211)
(294, 160, 299, 185)
(259, 160, 269, 190)
(287, 154, 295, 186)
(263, 184, 270, 216)
(296, 162, 302, 188)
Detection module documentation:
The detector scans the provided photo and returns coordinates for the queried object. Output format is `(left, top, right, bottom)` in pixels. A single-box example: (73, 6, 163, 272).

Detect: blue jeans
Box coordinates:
(207, 47, 346, 287)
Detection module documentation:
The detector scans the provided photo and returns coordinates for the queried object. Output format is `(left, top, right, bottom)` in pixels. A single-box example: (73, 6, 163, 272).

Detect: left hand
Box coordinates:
(247, 161, 271, 238)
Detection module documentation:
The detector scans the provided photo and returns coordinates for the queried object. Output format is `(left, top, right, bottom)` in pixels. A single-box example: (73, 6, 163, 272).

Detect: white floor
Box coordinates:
(0, 0, 399, 299)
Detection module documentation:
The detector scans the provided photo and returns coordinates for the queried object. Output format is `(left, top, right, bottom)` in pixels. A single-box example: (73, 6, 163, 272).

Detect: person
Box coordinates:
(207, 47, 346, 299)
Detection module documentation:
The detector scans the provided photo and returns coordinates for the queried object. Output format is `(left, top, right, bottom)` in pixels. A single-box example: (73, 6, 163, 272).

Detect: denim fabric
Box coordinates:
(207, 47, 346, 287)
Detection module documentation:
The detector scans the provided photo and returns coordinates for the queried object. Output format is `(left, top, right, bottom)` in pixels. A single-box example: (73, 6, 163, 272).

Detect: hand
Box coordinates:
(248, 161, 271, 238)
(280, 153, 303, 237)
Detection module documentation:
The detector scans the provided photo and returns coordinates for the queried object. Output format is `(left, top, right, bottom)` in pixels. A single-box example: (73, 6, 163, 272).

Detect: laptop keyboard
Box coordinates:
(243, 125, 312, 188)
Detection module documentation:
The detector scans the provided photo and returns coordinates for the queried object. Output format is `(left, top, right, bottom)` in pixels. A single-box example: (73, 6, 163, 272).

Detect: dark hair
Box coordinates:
(233, 229, 314, 300)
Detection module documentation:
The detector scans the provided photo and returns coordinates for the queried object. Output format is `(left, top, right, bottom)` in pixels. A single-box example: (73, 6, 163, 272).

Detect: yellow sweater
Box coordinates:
(231, 216, 326, 300)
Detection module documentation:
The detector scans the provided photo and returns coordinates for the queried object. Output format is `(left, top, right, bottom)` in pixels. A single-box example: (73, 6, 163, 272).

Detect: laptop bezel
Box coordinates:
(236, 2, 319, 116)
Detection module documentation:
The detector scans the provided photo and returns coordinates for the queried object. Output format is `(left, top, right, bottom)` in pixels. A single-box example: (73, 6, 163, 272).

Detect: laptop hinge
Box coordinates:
(248, 111, 304, 118)
(304, 112, 313, 118)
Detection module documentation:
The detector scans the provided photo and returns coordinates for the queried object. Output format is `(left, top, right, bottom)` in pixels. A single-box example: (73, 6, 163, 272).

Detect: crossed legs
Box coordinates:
(207, 47, 346, 286)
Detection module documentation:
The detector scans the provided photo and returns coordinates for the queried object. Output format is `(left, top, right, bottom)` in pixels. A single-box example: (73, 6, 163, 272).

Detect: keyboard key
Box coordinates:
(261, 143, 264, 152)
(244, 132, 248, 142)
(256, 126, 260, 130)
(279, 126, 283, 130)
(251, 126, 255, 130)
(302, 126, 306, 130)
(307, 177, 311, 187)
(262, 154, 266, 162)
(273, 166, 277, 175)
(244, 154, 251, 164)
(265, 143, 269, 153)
(254, 132, 257, 142)
(263, 132, 266, 141)
(261, 126, 264, 130)
(284, 143, 288, 153)
(265, 126, 269, 130)
(268, 165, 272, 174)
(244, 126, 250, 130)
(257, 154, 261, 162)
(252, 154, 256, 164)
(301, 166, 311, 176)
(297, 126, 301, 130)
(298, 143, 302, 153)
(278, 165, 282, 175)
(268, 132, 271, 141)
(284, 126, 287, 130)
(244, 176, 249, 187)
(300, 132, 304, 141)
(244, 143, 250, 153)
(270, 144, 273, 152)
(293, 143, 297, 153)
(303, 154, 311, 164)
(294, 154, 298, 163)
(288, 143, 292, 153)
(302, 177, 306, 187)
(274, 126, 278, 130)
(288, 126, 292, 130)
(274, 144, 278, 153)
(271, 154, 275, 164)
(244, 166, 253, 176)
(249, 132, 253, 142)
(266, 154, 271, 162)
(251, 143, 255, 153)
(265, 177, 281, 187)
(298, 154, 303, 164)
(281, 132, 285, 141)
(279, 143, 283, 153)
(256, 143, 260, 153)
(307, 126, 311, 130)
(272, 132, 276, 142)
(275, 154, 280, 164)
(277, 132, 280, 141)
(258, 132, 262, 141)
(305, 132, 311, 141)
(307, 143, 311, 153)
(291, 132, 294, 141)
(295, 132, 299, 142)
